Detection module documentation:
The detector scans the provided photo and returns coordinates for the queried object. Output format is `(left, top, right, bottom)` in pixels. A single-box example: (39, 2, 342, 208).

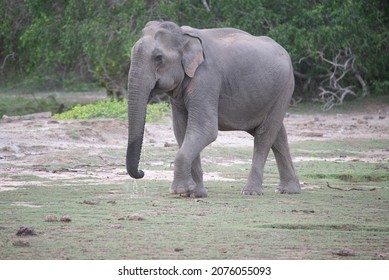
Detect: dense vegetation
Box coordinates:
(1, 0, 388, 108)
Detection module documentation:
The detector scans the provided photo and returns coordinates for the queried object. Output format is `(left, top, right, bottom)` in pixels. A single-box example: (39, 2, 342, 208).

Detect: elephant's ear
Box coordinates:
(181, 30, 204, 78)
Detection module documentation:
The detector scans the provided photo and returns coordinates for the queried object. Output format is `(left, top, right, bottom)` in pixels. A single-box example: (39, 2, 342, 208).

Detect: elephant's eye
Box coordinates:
(154, 54, 163, 64)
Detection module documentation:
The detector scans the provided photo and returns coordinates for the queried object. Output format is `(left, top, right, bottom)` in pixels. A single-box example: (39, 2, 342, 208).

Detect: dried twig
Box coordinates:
(1, 52, 15, 71)
(316, 49, 359, 111)
(326, 182, 376, 192)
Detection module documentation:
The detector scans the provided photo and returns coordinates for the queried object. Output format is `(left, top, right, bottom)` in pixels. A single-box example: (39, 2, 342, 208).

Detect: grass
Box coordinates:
(1, 180, 388, 259)
(1, 138, 388, 260)
(0, 91, 106, 118)
(288, 95, 389, 114)
(0, 94, 61, 118)
(289, 139, 389, 186)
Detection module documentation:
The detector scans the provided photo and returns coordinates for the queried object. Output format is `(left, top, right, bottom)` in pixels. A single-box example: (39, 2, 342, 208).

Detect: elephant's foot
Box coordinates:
(241, 184, 264, 196)
(191, 185, 208, 198)
(170, 178, 196, 195)
(170, 179, 208, 198)
(276, 180, 301, 194)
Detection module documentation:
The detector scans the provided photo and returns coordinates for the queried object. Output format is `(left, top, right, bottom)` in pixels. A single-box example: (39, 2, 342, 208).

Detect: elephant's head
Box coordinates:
(126, 21, 204, 179)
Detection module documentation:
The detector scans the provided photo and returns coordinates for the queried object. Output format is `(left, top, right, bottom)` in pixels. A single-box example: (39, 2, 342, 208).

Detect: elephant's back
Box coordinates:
(202, 29, 291, 72)
(207, 30, 294, 131)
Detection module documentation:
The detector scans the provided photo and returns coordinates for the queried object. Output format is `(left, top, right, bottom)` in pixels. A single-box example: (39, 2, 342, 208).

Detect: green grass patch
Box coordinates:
(255, 223, 389, 232)
(288, 95, 389, 114)
(288, 138, 389, 187)
(53, 99, 171, 123)
(291, 139, 389, 154)
(296, 161, 389, 184)
(0, 94, 61, 118)
(1, 179, 388, 259)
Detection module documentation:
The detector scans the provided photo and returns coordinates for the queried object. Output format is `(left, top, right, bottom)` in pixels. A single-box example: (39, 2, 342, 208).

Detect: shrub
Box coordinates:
(53, 99, 171, 123)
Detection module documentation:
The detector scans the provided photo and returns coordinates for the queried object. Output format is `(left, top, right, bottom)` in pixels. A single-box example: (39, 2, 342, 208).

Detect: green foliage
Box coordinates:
(145, 101, 171, 123)
(372, 80, 389, 96)
(1, 0, 388, 100)
(267, 0, 389, 98)
(1, 0, 149, 91)
(53, 99, 171, 123)
(53, 99, 127, 120)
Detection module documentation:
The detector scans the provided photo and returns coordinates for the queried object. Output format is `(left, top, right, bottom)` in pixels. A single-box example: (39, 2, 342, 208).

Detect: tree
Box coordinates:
(267, 0, 388, 107)
(1, 0, 387, 106)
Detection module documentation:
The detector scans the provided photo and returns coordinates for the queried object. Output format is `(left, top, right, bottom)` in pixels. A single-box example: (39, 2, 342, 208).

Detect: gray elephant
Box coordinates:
(126, 21, 300, 198)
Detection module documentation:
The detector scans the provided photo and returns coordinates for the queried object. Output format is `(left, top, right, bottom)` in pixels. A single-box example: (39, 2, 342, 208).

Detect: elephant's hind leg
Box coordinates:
(271, 124, 301, 194)
(241, 99, 290, 196)
(242, 121, 281, 195)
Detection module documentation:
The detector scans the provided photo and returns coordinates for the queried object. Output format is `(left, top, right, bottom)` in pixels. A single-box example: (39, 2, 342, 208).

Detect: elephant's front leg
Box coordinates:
(170, 104, 217, 197)
(170, 101, 193, 195)
(171, 132, 215, 196)
(171, 147, 197, 194)
(171, 147, 208, 197)
(190, 156, 208, 197)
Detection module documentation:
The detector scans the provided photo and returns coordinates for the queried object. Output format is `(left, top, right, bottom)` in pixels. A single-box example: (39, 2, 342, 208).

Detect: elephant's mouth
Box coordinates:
(148, 86, 159, 102)
(148, 80, 166, 102)
(148, 91, 156, 103)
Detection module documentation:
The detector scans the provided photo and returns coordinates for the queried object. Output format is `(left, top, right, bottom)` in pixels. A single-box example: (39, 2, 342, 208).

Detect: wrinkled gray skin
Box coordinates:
(126, 21, 300, 197)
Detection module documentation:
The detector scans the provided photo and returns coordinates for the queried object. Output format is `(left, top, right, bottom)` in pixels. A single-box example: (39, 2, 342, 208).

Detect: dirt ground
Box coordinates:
(1, 102, 389, 260)
(1, 104, 389, 189)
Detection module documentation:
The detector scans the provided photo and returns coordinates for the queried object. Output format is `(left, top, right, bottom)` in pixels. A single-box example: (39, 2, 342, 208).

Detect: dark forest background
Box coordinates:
(1, 0, 388, 109)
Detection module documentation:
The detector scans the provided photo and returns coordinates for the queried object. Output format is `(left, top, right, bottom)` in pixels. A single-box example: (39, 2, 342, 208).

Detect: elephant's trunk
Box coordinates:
(126, 57, 152, 179)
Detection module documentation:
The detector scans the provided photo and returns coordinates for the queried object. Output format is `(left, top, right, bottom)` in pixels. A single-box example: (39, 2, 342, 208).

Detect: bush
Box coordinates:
(53, 99, 171, 123)
(53, 99, 127, 120)
(145, 102, 171, 123)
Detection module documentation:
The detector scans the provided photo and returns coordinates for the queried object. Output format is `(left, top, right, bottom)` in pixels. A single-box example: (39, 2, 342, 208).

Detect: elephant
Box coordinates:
(126, 21, 301, 198)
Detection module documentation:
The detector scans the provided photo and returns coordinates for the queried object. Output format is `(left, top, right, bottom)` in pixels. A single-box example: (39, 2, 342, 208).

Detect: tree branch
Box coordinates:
(201, 0, 211, 12)
(1, 52, 15, 71)
(316, 49, 364, 111)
